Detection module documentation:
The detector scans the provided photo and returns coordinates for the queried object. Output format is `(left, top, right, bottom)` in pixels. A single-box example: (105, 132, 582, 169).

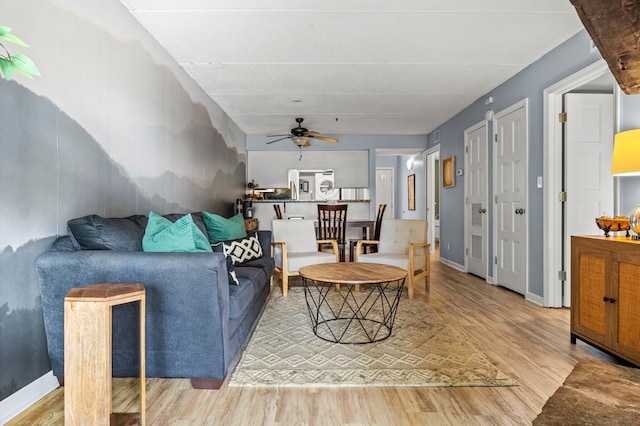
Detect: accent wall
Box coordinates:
(0, 0, 245, 409)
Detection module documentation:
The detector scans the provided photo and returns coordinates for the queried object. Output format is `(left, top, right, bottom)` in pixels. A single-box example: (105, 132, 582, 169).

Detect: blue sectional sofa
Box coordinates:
(36, 212, 274, 389)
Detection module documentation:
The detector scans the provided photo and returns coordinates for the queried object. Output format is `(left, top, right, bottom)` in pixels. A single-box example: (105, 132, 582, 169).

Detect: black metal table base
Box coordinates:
(302, 276, 405, 344)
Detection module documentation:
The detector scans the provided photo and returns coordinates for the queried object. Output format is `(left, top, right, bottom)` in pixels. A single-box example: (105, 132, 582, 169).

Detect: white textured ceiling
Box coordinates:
(118, 0, 584, 136)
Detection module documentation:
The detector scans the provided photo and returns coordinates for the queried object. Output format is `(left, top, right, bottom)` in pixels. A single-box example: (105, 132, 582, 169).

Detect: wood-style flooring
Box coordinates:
(8, 252, 616, 425)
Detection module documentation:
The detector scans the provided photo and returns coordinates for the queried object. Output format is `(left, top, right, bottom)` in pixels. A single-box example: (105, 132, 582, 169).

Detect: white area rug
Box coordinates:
(229, 286, 517, 387)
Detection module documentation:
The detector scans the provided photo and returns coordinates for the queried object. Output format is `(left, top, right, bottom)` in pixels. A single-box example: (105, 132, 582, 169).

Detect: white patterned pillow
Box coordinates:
(211, 244, 240, 285)
(219, 234, 263, 265)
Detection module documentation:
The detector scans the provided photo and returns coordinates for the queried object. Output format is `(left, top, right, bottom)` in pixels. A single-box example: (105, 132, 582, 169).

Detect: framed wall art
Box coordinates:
(408, 174, 416, 211)
(442, 155, 455, 188)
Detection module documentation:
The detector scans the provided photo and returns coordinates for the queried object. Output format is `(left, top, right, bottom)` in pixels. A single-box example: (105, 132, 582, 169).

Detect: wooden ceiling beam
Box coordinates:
(571, 0, 640, 94)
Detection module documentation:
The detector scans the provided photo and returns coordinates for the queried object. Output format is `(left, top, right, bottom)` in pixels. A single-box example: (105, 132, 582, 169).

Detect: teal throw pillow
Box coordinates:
(142, 212, 213, 253)
(202, 212, 247, 243)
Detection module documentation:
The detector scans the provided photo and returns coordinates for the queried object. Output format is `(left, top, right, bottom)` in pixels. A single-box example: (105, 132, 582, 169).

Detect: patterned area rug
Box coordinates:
(229, 286, 517, 387)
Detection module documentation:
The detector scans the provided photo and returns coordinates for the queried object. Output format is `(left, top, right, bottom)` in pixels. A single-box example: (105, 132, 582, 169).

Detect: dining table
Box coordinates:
(314, 219, 374, 261)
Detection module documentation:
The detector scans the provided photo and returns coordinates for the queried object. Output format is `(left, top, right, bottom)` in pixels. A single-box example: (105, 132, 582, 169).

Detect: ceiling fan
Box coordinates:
(266, 117, 338, 147)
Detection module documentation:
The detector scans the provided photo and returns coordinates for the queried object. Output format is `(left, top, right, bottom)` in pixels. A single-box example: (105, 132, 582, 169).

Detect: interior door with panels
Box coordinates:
(564, 92, 614, 307)
(465, 121, 489, 279)
(494, 100, 528, 295)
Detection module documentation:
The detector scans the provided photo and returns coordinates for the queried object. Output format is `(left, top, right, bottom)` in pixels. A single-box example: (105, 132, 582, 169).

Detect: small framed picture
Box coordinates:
(443, 156, 455, 188)
(408, 174, 416, 211)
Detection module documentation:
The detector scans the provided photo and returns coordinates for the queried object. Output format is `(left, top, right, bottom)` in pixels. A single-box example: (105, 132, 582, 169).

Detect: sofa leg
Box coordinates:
(191, 378, 224, 389)
(56, 375, 64, 386)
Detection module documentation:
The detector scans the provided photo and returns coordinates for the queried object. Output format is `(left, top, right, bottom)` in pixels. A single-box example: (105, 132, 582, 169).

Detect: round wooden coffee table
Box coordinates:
(298, 262, 407, 344)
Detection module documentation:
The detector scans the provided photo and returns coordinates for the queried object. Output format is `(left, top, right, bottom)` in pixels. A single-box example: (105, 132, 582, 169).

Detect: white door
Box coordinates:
(564, 93, 614, 306)
(465, 122, 489, 278)
(426, 149, 440, 253)
(376, 168, 395, 219)
(494, 101, 528, 295)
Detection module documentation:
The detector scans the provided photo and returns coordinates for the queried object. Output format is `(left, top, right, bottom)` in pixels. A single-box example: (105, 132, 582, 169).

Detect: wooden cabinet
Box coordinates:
(571, 236, 640, 366)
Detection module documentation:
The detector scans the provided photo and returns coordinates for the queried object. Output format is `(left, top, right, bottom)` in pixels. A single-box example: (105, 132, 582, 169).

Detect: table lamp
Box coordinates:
(611, 129, 640, 237)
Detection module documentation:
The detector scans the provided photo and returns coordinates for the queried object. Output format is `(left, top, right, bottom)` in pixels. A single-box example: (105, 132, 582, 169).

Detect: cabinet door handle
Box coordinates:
(603, 297, 609, 302)
(603, 296, 617, 303)
(609, 298, 616, 303)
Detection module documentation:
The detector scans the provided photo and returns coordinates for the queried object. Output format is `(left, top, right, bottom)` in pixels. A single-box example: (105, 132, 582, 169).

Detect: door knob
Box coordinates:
(515, 208, 525, 215)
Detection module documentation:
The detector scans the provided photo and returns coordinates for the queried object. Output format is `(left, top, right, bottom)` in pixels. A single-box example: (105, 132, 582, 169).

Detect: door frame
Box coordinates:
(425, 145, 440, 253)
(464, 120, 489, 278)
(492, 98, 529, 296)
(542, 59, 620, 307)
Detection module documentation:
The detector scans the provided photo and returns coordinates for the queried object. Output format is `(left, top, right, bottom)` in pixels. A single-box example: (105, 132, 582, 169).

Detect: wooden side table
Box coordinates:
(64, 283, 146, 425)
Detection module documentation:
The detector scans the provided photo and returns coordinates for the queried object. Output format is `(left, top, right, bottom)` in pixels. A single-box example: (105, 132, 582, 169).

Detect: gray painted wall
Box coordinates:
(1, 0, 245, 402)
(428, 29, 607, 297)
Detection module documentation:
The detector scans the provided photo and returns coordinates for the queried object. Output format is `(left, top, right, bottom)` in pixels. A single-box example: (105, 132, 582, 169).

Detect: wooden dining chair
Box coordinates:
(273, 204, 283, 219)
(317, 204, 348, 262)
(349, 204, 386, 258)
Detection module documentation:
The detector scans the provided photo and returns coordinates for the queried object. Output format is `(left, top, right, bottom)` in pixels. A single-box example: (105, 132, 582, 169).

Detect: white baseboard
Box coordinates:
(438, 257, 465, 272)
(526, 291, 545, 307)
(0, 371, 59, 425)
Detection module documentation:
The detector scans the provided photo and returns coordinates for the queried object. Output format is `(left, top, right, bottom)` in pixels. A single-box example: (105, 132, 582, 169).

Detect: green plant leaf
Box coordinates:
(0, 58, 16, 80)
(12, 53, 40, 77)
(1, 33, 29, 48)
(0, 26, 10, 37)
(0, 42, 9, 60)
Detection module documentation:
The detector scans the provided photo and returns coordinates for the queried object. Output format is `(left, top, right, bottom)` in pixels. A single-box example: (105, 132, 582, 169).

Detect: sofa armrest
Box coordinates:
(36, 250, 232, 379)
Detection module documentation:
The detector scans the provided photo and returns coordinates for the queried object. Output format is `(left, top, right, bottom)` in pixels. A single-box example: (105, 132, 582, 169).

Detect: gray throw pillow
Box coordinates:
(67, 214, 147, 251)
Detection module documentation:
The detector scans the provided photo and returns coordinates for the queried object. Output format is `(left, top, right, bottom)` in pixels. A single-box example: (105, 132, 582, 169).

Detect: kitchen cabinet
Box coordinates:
(571, 235, 640, 366)
(248, 150, 369, 188)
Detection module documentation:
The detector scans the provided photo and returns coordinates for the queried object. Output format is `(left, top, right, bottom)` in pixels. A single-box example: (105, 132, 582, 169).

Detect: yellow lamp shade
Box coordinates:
(612, 129, 640, 176)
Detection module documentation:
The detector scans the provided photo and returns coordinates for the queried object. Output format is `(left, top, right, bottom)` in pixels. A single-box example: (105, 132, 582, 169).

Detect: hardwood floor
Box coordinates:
(9, 257, 615, 425)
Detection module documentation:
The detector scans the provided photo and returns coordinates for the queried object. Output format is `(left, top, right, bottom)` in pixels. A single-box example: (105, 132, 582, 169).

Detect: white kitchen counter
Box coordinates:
(249, 200, 371, 239)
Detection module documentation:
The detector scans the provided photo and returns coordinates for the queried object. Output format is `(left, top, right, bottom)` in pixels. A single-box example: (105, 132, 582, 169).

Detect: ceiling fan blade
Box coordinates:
(308, 134, 339, 143)
(266, 136, 292, 144)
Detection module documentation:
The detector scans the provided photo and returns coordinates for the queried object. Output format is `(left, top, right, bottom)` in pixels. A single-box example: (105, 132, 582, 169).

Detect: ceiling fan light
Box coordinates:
(292, 136, 308, 146)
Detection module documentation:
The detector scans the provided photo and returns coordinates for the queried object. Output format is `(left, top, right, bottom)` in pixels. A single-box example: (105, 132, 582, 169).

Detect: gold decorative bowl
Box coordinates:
(595, 217, 630, 237)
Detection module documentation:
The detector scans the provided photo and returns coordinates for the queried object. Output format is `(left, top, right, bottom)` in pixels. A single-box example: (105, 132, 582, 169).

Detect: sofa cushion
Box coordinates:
(211, 244, 240, 285)
(202, 212, 247, 243)
(142, 212, 212, 253)
(238, 255, 275, 283)
(67, 214, 147, 251)
(214, 234, 263, 265)
(228, 267, 265, 320)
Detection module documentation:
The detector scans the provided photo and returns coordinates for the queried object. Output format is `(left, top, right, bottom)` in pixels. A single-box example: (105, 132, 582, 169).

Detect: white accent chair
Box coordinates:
(271, 219, 339, 297)
(354, 219, 430, 299)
